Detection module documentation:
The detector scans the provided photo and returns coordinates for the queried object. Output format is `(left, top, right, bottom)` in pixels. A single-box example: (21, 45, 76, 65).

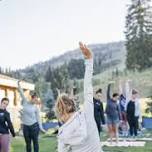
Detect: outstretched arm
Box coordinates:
(119, 80, 123, 95)
(107, 83, 112, 101)
(125, 80, 132, 111)
(100, 102, 105, 124)
(17, 80, 27, 103)
(79, 42, 94, 120)
(36, 107, 46, 133)
(5, 113, 15, 137)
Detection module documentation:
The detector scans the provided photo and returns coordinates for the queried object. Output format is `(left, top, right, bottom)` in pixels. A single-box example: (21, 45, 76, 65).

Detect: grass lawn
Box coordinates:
(11, 131, 152, 152)
(11, 135, 57, 152)
(103, 142, 152, 152)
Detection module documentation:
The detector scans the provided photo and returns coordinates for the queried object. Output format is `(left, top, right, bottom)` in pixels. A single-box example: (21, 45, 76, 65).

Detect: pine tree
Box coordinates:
(67, 59, 85, 79)
(45, 64, 70, 99)
(45, 66, 53, 82)
(125, 0, 152, 70)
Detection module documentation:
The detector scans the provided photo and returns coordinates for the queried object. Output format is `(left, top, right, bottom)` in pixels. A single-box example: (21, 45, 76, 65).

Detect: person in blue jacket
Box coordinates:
(106, 83, 122, 144)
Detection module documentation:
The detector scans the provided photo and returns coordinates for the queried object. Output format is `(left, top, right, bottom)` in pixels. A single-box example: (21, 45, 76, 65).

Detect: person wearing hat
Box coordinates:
(126, 89, 141, 137)
(93, 88, 105, 135)
(17, 80, 46, 152)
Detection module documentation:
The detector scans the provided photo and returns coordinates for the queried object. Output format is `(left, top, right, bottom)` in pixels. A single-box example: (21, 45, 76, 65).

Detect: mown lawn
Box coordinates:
(11, 135, 57, 152)
(103, 142, 152, 152)
(11, 132, 152, 152)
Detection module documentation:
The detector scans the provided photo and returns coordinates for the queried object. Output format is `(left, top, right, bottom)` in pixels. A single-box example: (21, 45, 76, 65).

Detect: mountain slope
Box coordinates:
(18, 41, 126, 77)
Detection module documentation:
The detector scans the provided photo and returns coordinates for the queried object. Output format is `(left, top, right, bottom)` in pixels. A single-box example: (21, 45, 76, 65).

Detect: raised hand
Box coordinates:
(17, 80, 22, 85)
(79, 42, 92, 59)
(109, 80, 115, 84)
(17, 78, 25, 85)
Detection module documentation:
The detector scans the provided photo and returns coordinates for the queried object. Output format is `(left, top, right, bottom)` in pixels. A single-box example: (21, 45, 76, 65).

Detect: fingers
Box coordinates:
(79, 42, 88, 53)
(79, 41, 92, 59)
(79, 41, 83, 47)
(79, 42, 88, 49)
(79, 41, 85, 50)
(84, 44, 88, 50)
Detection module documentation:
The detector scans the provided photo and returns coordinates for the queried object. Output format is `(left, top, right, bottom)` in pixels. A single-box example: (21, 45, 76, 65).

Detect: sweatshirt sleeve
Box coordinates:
(137, 99, 142, 122)
(100, 102, 105, 124)
(5, 112, 15, 137)
(17, 82, 27, 104)
(107, 84, 111, 101)
(35, 107, 45, 131)
(125, 81, 131, 111)
(83, 58, 94, 121)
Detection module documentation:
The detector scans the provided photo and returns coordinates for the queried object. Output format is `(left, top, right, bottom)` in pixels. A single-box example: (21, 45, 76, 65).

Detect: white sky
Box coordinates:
(0, 0, 132, 70)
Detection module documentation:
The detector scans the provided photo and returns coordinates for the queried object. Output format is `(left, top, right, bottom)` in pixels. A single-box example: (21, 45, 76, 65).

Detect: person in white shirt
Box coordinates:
(55, 42, 103, 152)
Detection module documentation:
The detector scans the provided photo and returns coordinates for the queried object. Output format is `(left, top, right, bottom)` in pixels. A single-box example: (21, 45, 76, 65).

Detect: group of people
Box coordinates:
(93, 82, 141, 144)
(0, 81, 46, 152)
(0, 42, 142, 152)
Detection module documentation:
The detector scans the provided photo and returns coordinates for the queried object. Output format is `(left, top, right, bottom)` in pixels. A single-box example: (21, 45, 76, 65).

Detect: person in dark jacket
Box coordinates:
(126, 89, 141, 137)
(106, 83, 122, 144)
(93, 88, 105, 135)
(0, 97, 15, 152)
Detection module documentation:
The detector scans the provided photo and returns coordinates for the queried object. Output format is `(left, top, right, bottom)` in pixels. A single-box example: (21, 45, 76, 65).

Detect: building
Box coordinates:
(0, 74, 35, 132)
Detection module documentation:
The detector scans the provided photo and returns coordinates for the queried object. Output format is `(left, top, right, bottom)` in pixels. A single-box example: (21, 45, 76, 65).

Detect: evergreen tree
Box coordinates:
(67, 59, 85, 79)
(45, 64, 70, 99)
(125, 0, 152, 70)
(45, 66, 53, 82)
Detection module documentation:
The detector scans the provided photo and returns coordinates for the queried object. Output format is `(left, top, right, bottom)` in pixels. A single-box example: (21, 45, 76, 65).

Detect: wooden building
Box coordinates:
(0, 74, 35, 132)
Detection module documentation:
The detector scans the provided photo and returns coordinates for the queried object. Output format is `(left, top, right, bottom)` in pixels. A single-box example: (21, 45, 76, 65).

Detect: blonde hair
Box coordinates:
(55, 93, 76, 120)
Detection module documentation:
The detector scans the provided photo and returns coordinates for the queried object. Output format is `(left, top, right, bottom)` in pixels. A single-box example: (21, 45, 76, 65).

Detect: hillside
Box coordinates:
(77, 68, 152, 113)
(17, 41, 126, 78)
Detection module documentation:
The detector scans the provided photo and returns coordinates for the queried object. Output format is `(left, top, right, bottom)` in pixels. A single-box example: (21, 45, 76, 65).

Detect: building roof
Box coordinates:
(0, 74, 34, 90)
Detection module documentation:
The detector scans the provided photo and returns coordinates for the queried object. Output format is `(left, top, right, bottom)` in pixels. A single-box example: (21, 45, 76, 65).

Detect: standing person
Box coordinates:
(119, 94, 126, 121)
(17, 81, 46, 152)
(118, 81, 128, 137)
(55, 42, 103, 152)
(106, 83, 122, 144)
(126, 89, 141, 137)
(93, 88, 105, 135)
(0, 97, 15, 152)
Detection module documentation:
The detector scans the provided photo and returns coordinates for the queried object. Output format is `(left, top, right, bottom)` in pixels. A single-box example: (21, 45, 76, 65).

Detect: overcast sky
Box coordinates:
(0, 0, 133, 70)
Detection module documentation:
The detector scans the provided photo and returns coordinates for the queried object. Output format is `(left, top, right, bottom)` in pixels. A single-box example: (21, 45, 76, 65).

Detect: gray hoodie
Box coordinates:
(58, 59, 102, 152)
(18, 83, 44, 131)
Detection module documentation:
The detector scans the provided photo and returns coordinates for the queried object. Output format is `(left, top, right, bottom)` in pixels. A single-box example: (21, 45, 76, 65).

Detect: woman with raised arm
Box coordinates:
(55, 42, 102, 152)
(106, 83, 122, 144)
(17, 81, 46, 152)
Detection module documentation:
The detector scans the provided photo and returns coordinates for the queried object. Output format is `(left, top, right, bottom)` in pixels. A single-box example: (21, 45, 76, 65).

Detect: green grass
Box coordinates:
(101, 130, 152, 152)
(77, 68, 152, 117)
(103, 142, 152, 152)
(11, 130, 152, 152)
(11, 135, 57, 152)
